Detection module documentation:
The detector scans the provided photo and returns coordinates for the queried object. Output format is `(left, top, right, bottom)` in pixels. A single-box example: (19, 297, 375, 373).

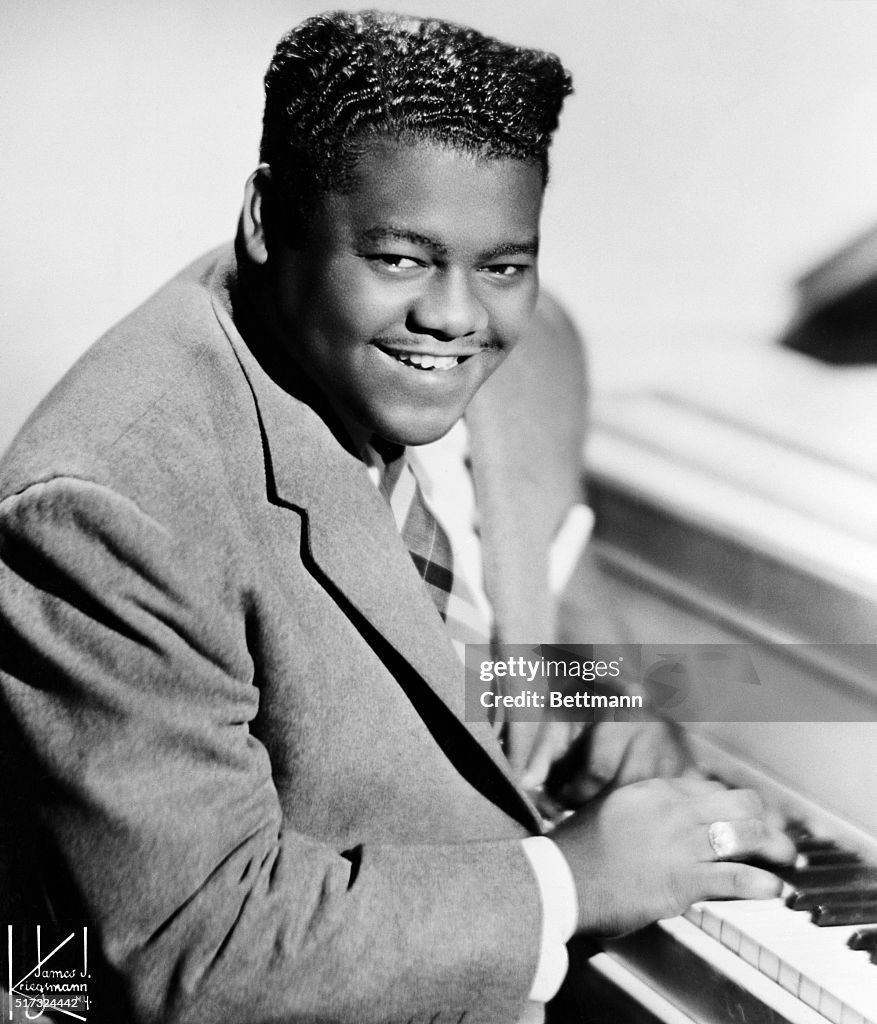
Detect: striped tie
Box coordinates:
(370, 441, 491, 664)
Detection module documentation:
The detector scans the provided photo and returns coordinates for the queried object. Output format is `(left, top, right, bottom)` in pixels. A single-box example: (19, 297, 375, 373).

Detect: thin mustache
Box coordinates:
(371, 338, 497, 355)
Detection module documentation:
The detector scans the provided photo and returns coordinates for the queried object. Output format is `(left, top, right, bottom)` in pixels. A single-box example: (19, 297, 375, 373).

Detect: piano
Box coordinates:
(555, 349, 877, 1024)
(559, 732, 877, 1024)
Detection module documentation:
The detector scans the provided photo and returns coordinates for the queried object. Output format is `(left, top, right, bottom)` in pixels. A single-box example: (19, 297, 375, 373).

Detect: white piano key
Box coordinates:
(821, 989, 843, 1024)
(758, 940, 781, 982)
(799, 974, 821, 1013)
(740, 928, 760, 966)
(840, 1005, 868, 1024)
(700, 909, 722, 939)
(719, 916, 742, 954)
(698, 902, 862, 1014)
(658, 916, 834, 1024)
(689, 898, 877, 1024)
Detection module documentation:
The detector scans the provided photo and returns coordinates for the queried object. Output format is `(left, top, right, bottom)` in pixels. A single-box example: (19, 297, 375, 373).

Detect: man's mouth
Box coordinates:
(376, 345, 474, 372)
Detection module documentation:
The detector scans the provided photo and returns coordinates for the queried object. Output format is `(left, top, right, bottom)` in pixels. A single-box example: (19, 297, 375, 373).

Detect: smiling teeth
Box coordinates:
(391, 352, 461, 371)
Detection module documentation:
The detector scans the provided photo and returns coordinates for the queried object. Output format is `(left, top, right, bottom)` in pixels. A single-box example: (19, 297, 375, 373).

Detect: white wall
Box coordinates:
(4, 0, 877, 450)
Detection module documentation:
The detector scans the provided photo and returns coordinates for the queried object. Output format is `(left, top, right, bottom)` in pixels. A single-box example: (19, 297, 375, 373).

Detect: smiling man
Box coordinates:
(249, 139, 543, 446)
(0, 12, 794, 1024)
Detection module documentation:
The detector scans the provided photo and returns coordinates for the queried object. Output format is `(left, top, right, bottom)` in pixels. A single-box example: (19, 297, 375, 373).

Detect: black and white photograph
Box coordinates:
(1, 2, 877, 1022)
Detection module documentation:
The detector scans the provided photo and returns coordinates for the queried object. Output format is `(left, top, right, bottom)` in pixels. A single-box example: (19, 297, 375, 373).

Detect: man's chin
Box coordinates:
(368, 409, 464, 448)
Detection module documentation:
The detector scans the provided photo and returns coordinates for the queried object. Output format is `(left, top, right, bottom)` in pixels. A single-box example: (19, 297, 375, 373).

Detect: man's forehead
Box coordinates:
(315, 138, 544, 250)
(343, 135, 544, 187)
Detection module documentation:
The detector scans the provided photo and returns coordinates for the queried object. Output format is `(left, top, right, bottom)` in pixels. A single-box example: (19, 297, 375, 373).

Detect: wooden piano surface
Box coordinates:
(558, 359, 877, 1022)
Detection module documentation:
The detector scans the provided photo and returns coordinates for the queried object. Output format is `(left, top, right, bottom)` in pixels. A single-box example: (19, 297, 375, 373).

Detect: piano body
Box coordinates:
(559, 340, 877, 1023)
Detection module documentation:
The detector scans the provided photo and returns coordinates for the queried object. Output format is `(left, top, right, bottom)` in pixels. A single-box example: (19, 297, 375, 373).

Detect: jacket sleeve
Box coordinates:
(0, 477, 542, 1024)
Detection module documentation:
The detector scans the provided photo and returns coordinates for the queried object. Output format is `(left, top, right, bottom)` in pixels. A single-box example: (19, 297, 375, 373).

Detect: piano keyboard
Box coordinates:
(685, 897, 877, 1024)
(679, 821, 877, 1023)
(571, 742, 877, 1024)
(590, 871, 877, 1024)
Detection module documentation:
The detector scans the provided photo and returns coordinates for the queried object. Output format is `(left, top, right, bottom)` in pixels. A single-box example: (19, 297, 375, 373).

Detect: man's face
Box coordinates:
(267, 140, 544, 446)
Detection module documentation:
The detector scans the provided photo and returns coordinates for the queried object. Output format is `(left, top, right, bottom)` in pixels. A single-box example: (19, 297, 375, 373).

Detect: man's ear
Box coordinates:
(241, 164, 272, 266)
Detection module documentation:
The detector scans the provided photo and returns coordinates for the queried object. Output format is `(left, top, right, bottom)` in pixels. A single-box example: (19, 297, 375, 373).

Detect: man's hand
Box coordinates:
(551, 777, 796, 937)
(544, 720, 696, 807)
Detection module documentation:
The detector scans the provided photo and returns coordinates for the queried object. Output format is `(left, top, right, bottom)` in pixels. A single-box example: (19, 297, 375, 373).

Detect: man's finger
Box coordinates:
(665, 776, 726, 797)
(691, 787, 765, 824)
(693, 860, 786, 902)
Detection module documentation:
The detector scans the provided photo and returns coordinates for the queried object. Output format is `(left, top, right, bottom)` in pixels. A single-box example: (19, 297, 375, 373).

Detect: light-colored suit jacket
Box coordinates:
(0, 246, 587, 1024)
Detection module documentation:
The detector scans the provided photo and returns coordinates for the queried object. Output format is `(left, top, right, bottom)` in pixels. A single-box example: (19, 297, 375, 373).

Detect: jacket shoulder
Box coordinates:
(488, 288, 588, 446)
(0, 246, 243, 504)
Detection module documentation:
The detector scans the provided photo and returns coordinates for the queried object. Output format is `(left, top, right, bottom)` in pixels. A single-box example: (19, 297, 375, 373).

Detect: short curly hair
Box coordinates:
(260, 10, 573, 226)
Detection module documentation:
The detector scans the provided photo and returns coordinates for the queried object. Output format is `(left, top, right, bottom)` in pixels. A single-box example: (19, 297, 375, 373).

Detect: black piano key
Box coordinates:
(785, 819, 812, 843)
(788, 887, 877, 911)
(848, 927, 877, 952)
(812, 901, 877, 927)
(780, 863, 877, 887)
(794, 837, 839, 853)
(797, 848, 861, 867)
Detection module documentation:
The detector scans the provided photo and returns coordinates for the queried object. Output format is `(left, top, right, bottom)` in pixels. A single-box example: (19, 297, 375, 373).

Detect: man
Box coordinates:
(0, 12, 793, 1024)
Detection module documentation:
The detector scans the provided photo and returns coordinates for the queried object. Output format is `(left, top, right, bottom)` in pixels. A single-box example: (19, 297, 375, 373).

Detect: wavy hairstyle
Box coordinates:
(259, 10, 573, 229)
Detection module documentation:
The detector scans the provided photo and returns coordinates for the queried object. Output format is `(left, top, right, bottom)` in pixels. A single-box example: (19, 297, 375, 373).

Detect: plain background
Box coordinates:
(4, 0, 877, 450)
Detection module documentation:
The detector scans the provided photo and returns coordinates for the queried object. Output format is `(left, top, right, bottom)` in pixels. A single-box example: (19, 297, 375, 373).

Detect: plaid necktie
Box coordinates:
(369, 440, 491, 663)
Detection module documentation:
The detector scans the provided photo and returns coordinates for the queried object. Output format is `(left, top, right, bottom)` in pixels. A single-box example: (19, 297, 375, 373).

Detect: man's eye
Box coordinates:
(371, 254, 422, 272)
(482, 264, 527, 279)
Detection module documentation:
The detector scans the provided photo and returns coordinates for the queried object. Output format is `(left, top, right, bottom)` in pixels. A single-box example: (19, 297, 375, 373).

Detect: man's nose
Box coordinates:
(408, 270, 488, 339)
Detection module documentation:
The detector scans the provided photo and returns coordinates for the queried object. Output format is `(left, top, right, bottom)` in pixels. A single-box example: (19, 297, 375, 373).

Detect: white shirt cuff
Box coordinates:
(520, 835, 578, 1002)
